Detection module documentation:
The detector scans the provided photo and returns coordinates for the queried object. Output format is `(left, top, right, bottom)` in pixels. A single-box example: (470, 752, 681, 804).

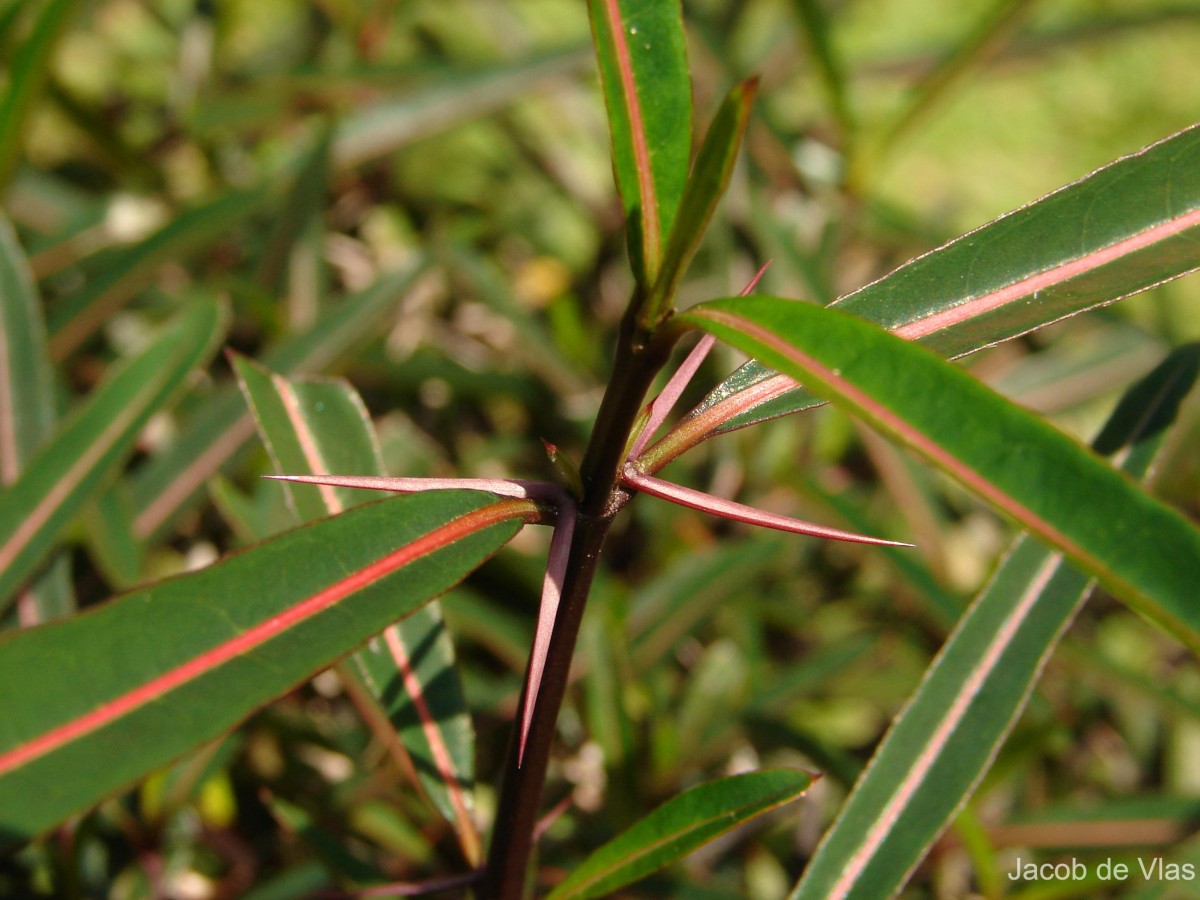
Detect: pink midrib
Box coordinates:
(691, 308, 1097, 577)
(273, 375, 476, 836)
(603, 0, 660, 272)
(0, 501, 526, 777)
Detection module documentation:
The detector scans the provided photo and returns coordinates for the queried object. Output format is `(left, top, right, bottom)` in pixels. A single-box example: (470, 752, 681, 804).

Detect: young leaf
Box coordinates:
(233, 355, 482, 863)
(682, 297, 1200, 654)
(791, 344, 1200, 900)
(0, 301, 225, 613)
(588, 0, 692, 288)
(642, 78, 758, 326)
(546, 769, 813, 900)
(0, 491, 530, 847)
(694, 123, 1200, 436)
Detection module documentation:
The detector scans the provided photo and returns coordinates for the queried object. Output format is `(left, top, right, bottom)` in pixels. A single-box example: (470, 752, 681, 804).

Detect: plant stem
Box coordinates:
(479, 307, 675, 898)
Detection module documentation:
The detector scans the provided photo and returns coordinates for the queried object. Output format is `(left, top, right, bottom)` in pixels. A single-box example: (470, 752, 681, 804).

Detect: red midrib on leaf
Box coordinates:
(603, 0, 660, 271)
(0, 500, 532, 777)
(889, 206, 1200, 341)
(690, 308, 1095, 573)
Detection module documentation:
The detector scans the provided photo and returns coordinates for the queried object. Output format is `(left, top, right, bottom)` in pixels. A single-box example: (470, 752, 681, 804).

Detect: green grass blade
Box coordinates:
(546, 769, 813, 900)
(0, 0, 79, 192)
(683, 297, 1200, 653)
(233, 355, 480, 863)
(790, 345, 1199, 899)
(700, 123, 1200, 434)
(126, 259, 428, 544)
(0, 492, 527, 848)
(588, 0, 691, 289)
(0, 212, 73, 623)
(0, 301, 225, 613)
(45, 189, 269, 360)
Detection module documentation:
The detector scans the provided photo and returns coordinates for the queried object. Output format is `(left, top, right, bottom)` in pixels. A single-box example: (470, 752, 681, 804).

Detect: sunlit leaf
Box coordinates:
(791, 345, 1200, 899)
(547, 769, 813, 900)
(0, 491, 530, 847)
(234, 355, 481, 863)
(588, 0, 691, 288)
(692, 123, 1200, 437)
(683, 297, 1200, 653)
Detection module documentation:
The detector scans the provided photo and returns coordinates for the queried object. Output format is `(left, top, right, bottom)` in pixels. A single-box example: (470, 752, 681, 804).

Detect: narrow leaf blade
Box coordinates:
(45, 189, 269, 360)
(547, 769, 813, 900)
(644, 78, 758, 324)
(683, 297, 1200, 653)
(234, 356, 480, 862)
(791, 345, 1200, 900)
(0, 492, 527, 847)
(588, 0, 691, 287)
(0, 302, 225, 612)
(703, 123, 1200, 433)
(0, 212, 73, 622)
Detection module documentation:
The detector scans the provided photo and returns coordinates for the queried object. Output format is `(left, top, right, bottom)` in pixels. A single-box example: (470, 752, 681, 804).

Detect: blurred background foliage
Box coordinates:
(3, 0, 1200, 896)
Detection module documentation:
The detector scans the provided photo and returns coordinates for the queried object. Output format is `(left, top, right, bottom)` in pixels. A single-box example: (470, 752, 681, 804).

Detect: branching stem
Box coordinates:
(479, 306, 676, 899)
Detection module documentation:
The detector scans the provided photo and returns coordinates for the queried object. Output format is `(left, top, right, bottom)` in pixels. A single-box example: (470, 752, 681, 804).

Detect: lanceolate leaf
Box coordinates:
(127, 259, 428, 544)
(0, 301, 225, 613)
(0, 213, 73, 623)
(682, 297, 1200, 654)
(0, 215, 56, 480)
(643, 78, 758, 326)
(791, 345, 1200, 900)
(546, 769, 813, 900)
(0, 492, 530, 847)
(234, 356, 481, 864)
(588, 0, 691, 288)
(698, 123, 1200, 435)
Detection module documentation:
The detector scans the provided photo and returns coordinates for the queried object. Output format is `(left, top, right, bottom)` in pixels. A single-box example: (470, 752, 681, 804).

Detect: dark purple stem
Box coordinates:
(479, 308, 675, 899)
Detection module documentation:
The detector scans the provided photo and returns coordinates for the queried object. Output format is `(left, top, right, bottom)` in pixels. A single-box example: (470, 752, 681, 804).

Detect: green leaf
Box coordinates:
(682, 297, 1200, 653)
(0, 213, 56, 476)
(791, 345, 1200, 900)
(45, 189, 270, 360)
(0, 301, 225, 613)
(588, 0, 691, 288)
(697, 123, 1200, 435)
(0, 491, 529, 847)
(126, 258, 428, 544)
(546, 769, 813, 900)
(233, 355, 481, 864)
(0, 0, 80, 192)
(643, 78, 758, 326)
(0, 212, 73, 623)
(329, 49, 591, 170)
